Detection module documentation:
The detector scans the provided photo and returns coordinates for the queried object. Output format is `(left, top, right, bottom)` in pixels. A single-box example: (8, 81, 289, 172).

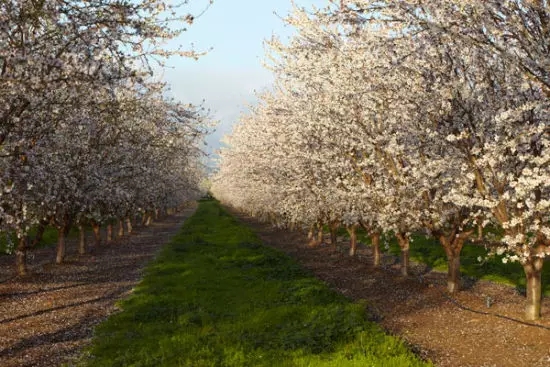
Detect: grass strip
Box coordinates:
(81, 200, 430, 367)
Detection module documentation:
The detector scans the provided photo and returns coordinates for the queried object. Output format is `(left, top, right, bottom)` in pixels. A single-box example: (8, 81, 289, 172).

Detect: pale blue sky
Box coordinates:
(162, 0, 329, 157)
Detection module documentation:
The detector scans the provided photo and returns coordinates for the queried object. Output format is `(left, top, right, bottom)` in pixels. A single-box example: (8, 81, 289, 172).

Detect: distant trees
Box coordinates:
(212, 0, 549, 320)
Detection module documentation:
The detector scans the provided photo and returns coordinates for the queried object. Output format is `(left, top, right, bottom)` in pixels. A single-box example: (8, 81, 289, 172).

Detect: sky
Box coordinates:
(162, 0, 330, 160)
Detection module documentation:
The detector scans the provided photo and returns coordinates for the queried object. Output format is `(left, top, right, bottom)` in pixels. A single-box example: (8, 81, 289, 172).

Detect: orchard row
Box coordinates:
(212, 1, 550, 320)
(0, 1, 211, 274)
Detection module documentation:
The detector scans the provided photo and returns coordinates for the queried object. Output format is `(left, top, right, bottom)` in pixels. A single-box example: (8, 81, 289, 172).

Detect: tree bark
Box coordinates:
(347, 224, 358, 256)
(523, 257, 544, 320)
(438, 230, 471, 293)
(396, 232, 410, 276)
(446, 252, 461, 293)
(56, 227, 66, 264)
(118, 219, 124, 238)
(31, 222, 47, 247)
(126, 217, 133, 234)
(307, 222, 323, 247)
(329, 221, 339, 246)
(106, 223, 113, 243)
(78, 224, 86, 255)
(92, 221, 101, 247)
(477, 223, 483, 241)
(371, 232, 381, 267)
(440, 235, 460, 292)
(15, 236, 28, 276)
(307, 225, 315, 246)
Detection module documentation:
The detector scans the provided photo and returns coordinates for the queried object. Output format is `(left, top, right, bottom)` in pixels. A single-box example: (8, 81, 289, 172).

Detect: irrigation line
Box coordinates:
(420, 274, 550, 331)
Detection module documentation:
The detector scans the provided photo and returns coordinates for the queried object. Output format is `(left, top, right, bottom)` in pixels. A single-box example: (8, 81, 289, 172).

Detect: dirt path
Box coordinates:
(0, 204, 196, 367)
(233, 211, 550, 367)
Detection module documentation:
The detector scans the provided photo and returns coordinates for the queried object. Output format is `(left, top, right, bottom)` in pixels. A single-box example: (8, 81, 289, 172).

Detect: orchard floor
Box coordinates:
(1, 203, 550, 367)
(232, 211, 550, 367)
(0, 203, 197, 367)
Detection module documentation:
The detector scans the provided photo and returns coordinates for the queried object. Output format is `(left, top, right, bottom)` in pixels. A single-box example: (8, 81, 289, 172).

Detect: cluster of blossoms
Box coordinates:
(212, 0, 549, 320)
(0, 1, 211, 274)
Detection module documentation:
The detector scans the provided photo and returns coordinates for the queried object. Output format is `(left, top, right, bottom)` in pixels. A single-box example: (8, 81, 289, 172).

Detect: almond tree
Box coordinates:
(444, 0, 549, 322)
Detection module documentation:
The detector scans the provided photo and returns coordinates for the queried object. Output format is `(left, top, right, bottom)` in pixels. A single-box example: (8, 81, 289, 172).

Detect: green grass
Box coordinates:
(80, 200, 430, 367)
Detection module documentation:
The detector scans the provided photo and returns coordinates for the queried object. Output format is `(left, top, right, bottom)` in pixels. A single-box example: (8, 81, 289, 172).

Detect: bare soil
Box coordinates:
(233, 211, 550, 367)
(2, 203, 550, 367)
(0, 203, 196, 367)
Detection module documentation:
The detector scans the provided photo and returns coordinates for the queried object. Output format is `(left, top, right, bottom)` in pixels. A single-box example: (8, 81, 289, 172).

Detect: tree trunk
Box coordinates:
(15, 236, 28, 276)
(446, 252, 461, 293)
(307, 225, 315, 247)
(56, 227, 66, 264)
(107, 223, 113, 243)
(31, 222, 47, 247)
(347, 224, 358, 256)
(78, 225, 86, 255)
(92, 222, 101, 247)
(401, 249, 410, 276)
(126, 217, 133, 235)
(329, 221, 339, 246)
(477, 223, 483, 241)
(396, 232, 410, 276)
(118, 219, 124, 238)
(371, 232, 381, 267)
(308, 222, 323, 247)
(439, 230, 470, 293)
(441, 239, 463, 293)
(523, 257, 544, 320)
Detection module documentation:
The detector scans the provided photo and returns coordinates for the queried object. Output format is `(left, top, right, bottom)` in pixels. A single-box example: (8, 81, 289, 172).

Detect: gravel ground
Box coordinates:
(0, 203, 196, 367)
